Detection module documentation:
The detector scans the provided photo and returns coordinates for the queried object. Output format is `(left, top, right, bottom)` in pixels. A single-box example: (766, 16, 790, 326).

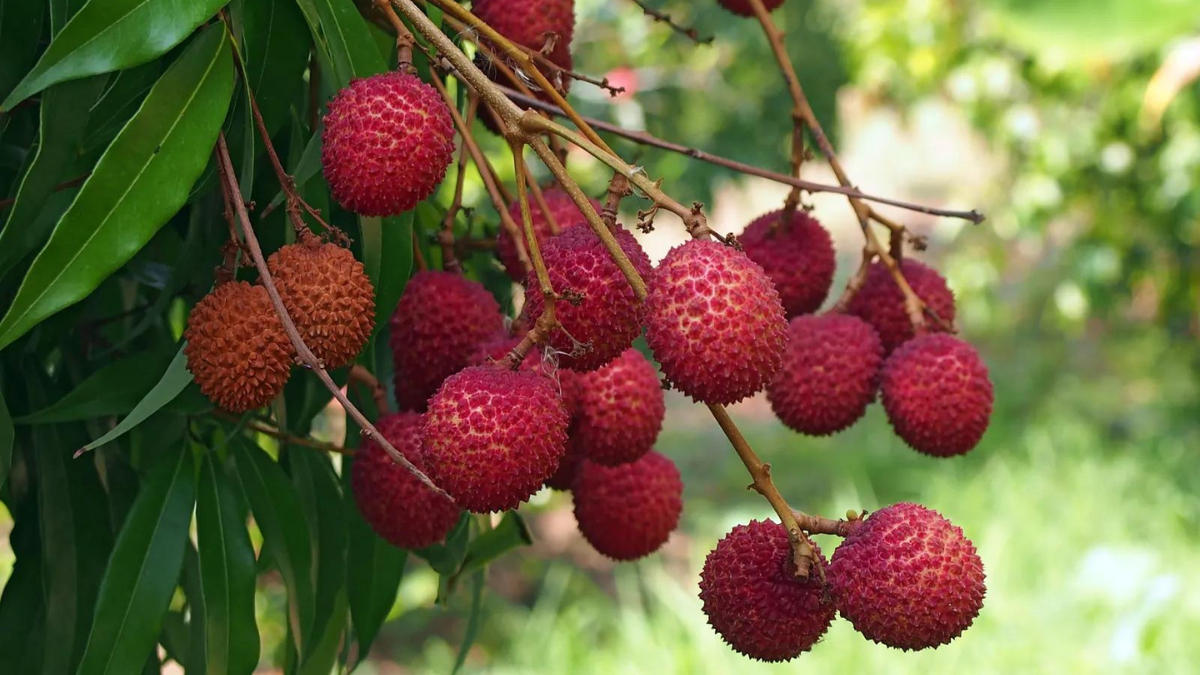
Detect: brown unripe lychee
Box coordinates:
(740, 209, 836, 317)
(572, 451, 682, 560)
(829, 502, 986, 650)
(184, 281, 293, 413)
(268, 237, 375, 368)
(699, 520, 835, 661)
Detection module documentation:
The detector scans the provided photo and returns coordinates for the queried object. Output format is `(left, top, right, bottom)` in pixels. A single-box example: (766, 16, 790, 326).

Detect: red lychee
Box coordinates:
(879, 333, 992, 457)
(522, 225, 653, 372)
(389, 271, 504, 411)
(716, 0, 784, 17)
(543, 433, 584, 491)
(268, 237, 375, 368)
(571, 451, 682, 560)
(351, 412, 461, 549)
(422, 366, 568, 512)
(321, 72, 455, 216)
(767, 314, 883, 436)
(574, 348, 665, 465)
(846, 259, 955, 354)
(739, 209, 836, 317)
(496, 187, 601, 282)
(471, 0, 575, 81)
(645, 239, 787, 404)
(699, 520, 835, 662)
(468, 334, 582, 417)
(829, 502, 986, 650)
(184, 281, 293, 413)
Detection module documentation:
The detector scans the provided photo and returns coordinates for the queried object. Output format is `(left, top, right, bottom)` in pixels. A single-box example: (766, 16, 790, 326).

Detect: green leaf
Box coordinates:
(0, 74, 108, 278)
(232, 438, 315, 654)
(266, 126, 321, 213)
(196, 454, 260, 675)
(0, 0, 230, 110)
(414, 514, 471, 576)
(235, 0, 310, 137)
(295, 0, 387, 88)
(83, 345, 193, 452)
(451, 570, 486, 675)
(0, 25, 235, 350)
(0, 510, 46, 672)
(340, 450, 407, 666)
(456, 511, 532, 578)
(76, 446, 197, 675)
(0, 385, 12, 489)
(361, 212, 414, 336)
(298, 590, 348, 675)
(0, 0, 46, 102)
(286, 448, 346, 665)
(17, 348, 174, 424)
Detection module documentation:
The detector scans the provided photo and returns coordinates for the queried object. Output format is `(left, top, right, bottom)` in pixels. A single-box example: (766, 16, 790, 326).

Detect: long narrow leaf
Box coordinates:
(82, 346, 194, 452)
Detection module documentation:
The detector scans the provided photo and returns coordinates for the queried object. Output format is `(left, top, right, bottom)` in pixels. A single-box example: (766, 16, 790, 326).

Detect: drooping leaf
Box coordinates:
(456, 511, 533, 578)
(286, 447, 346, 667)
(0, 25, 235, 350)
(451, 570, 486, 675)
(0, 384, 12, 489)
(17, 347, 175, 424)
(361, 212, 414, 336)
(0, 0, 230, 110)
(232, 438, 315, 654)
(196, 453, 260, 675)
(298, 590, 348, 675)
(82, 345, 194, 452)
(294, 0, 387, 89)
(234, 0, 310, 137)
(414, 514, 472, 576)
(0, 0, 46, 102)
(76, 446, 197, 675)
(343, 481, 406, 665)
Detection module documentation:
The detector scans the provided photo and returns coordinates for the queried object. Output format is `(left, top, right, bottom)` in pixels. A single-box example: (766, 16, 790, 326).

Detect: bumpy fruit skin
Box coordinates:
(572, 451, 682, 560)
(879, 334, 992, 456)
(389, 271, 504, 411)
(767, 315, 883, 435)
(268, 238, 375, 368)
(829, 503, 986, 650)
(468, 335, 583, 417)
(423, 366, 568, 512)
(846, 260, 955, 354)
(740, 209, 835, 317)
(645, 239, 787, 404)
(351, 412, 461, 549)
(543, 433, 584, 490)
(472, 0, 574, 78)
(523, 226, 654, 372)
(699, 520, 835, 662)
(716, 0, 784, 17)
(497, 188, 601, 281)
(321, 72, 455, 216)
(184, 281, 293, 412)
(575, 348, 665, 465)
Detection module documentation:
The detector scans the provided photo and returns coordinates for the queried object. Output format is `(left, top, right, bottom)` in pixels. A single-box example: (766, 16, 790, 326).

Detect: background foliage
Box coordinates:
(0, 0, 1198, 673)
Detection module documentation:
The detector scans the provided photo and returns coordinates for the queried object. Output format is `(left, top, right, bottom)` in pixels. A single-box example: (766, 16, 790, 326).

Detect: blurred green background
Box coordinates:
(377, 0, 1200, 672)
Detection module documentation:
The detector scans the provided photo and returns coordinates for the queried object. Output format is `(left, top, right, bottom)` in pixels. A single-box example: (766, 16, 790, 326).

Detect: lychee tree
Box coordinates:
(0, 0, 995, 671)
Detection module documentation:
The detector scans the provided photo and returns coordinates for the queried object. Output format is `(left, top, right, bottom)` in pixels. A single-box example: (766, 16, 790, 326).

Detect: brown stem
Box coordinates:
(349, 364, 390, 415)
(215, 410, 353, 455)
(440, 97, 475, 273)
(627, 0, 712, 44)
(792, 511, 863, 538)
(214, 134, 450, 499)
(747, 0, 806, 211)
(373, 0, 415, 72)
(826, 247, 875, 314)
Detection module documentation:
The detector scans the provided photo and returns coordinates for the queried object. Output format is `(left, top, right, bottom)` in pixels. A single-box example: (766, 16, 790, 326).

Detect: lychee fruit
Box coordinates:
(389, 271, 505, 411)
(767, 314, 883, 436)
(828, 502, 986, 650)
(497, 187, 601, 282)
(574, 348, 665, 465)
(879, 333, 992, 457)
(716, 0, 784, 17)
(351, 412, 461, 549)
(571, 451, 682, 560)
(322, 72, 455, 216)
(268, 236, 375, 368)
(846, 259, 955, 354)
(522, 225, 653, 372)
(645, 239, 787, 404)
(468, 334, 582, 417)
(471, 0, 575, 82)
(423, 366, 568, 512)
(184, 281, 293, 413)
(699, 520, 835, 661)
(739, 209, 836, 317)
(543, 433, 584, 491)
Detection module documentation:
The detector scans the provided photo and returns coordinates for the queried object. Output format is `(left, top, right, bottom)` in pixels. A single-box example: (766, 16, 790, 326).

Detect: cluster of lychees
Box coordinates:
(182, 0, 993, 663)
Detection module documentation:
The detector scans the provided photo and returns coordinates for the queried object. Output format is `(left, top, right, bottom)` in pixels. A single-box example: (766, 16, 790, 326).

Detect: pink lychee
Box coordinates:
(739, 209, 836, 317)
(571, 451, 682, 560)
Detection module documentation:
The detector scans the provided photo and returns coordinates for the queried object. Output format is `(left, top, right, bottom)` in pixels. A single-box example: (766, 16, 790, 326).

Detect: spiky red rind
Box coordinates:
(716, 0, 785, 17)
(575, 348, 665, 465)
(523, 226, 654, 372)
(389, 271, 505, 411)
(268, 240, 375, 368)
(472, 0, 575, 72)
(468, 335, 583, 417)
(351, 412, 461, 549)
(543, 432, 584, 491)
(846, 260, 956, 354)
(497, 188, 601, 281)
(828, 502, 986, 650)
(740, 209, 836, 317)
(422, 366, 568, 512)
(571, 451, 682, 560)
(184, 281, 293, 413)
(699, 520, 835, 662)
(767, 314, 883, 435)
(645, 239, 787, 404)
(879, 333, 993, 456)
(321, 72, 455, 216)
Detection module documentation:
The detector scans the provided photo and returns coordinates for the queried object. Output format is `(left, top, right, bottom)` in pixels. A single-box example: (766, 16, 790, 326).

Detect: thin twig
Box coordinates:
(215, 410, 353, 455)
(747, 0, 806, 212)
(627, 0, 712, 44)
